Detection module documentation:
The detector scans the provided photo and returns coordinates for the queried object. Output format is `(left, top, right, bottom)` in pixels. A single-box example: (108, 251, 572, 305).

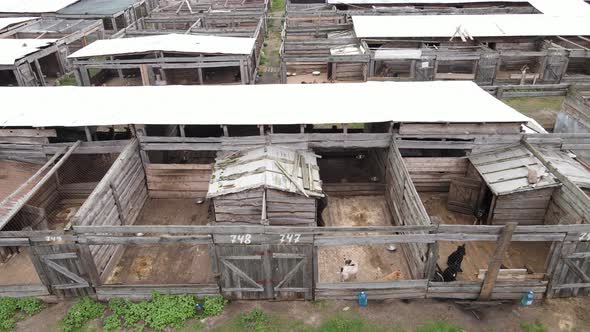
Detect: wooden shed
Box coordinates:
(453, 145, 562, 225)
(207, 146, 323, 226)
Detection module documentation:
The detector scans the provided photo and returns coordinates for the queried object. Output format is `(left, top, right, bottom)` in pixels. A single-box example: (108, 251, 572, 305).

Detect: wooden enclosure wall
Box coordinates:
(404, 157, 469, 192)
(146, 164, 212, 199)
(398, 123, 522, 135)
(214, 189, 263, 224)
(490, 188, 554, 225)
(73, 141, 147, 281)
(379, 141, 431, 279)
(266, 190, 316, 226)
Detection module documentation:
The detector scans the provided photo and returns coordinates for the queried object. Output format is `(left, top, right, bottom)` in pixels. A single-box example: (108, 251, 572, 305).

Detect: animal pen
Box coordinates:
(69, 31, 261, 86)
(1, 82, 590, 302)
(280, 1, 590, 85)
(56, 0, 157, 35)
(0, 18, 104, 86)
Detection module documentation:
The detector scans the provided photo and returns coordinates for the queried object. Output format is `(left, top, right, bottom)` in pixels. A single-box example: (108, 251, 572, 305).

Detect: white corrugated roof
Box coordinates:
(68, 34, 256, 58)
(0, 39, 57, 65)
(0, 81, 532, 127)
(0, 0, 79, 13)
(0, 17, 38, 32)
(352, 14, 590, 38)
(208, 146, 323, 198)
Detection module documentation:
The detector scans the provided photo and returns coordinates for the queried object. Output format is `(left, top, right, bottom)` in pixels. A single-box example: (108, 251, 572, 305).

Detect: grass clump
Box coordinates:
(61, 297, 105, 332)
(0, 297, 44, 332)
(106, 294, 227, 331)
(414, 321, 462, 332)
(202, 296, 228, 317)
(520, 320, 547, 332)
(102, 314, 121, 332)
(315, 315, 389, 332)
(56, 74, 77, 86)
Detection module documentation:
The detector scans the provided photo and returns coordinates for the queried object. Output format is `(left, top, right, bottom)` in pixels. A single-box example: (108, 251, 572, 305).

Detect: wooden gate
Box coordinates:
(216, 244, 312, 300)
(447, 178, 482, 215)
(29, 242, 94, 297)
(549, 235, 590, 297)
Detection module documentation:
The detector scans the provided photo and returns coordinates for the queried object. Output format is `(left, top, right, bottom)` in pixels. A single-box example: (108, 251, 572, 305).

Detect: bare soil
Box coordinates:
(421, 192, 551, 281)
(0, 160, 41, 201)
(202, 297, 590, 332)
(0, 247, 41, 285)
(105, 199, 214, 284)
(319, 196, 409, 282)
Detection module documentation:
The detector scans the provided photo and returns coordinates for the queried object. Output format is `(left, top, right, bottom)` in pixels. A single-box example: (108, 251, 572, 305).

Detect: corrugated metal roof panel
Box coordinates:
(469, 145, 560, 195)
(208, 147, 323, 198)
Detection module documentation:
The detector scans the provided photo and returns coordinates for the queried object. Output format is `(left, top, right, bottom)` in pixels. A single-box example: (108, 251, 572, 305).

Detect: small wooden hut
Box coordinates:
(207, 146, 323, 226)
(455, 145, 562, 225)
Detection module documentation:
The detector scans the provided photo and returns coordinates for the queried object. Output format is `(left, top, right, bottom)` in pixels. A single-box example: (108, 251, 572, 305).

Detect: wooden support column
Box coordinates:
(179, 125, 186, 137)
(221, 125, 229, 137)
(79, 68, 91, 86)
(139, 64, 151, 86)
(112, 56, 123, 79)
(33, 59, 46, 86)
(84, 126, 93, 142)
(133, 125, 150, 164)
(479, 222, 516, 300)
(198, 55, 204, 85)
(111, 17, 118, 32)
(239, 60, 247, 84)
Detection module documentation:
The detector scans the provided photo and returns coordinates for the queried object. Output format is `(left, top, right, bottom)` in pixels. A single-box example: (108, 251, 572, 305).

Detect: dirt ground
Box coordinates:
(319, 196, 409, 282)
(421, 192, 551, 281)
(0, 160, 42, 201)
(47, 200, 83, 230)
(17, 297, 590, 331)
(0, 247, 41, 285)
(105, 199, 214, 284)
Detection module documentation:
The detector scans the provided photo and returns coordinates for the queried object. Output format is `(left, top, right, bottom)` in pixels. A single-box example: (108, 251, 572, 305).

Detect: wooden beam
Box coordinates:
(479, 222, 517, 300)
(0, 141, 81, 230)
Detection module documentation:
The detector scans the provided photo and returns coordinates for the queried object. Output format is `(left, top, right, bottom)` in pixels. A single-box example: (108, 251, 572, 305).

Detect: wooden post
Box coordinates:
(33, 59, 46, 86)
(239, 60, 248, 84)
(79, 67, 91, 86)
(262, 244, 273, 298)
(84, 126, 93, 142)
(139, 64, 151, 86)
(179, 125, 186, 137)
(479, 222, 517, 300)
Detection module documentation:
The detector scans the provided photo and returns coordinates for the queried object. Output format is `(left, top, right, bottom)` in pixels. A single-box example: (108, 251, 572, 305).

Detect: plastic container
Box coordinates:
(521, 290, 534, 306)
(358, 291, 368, 307)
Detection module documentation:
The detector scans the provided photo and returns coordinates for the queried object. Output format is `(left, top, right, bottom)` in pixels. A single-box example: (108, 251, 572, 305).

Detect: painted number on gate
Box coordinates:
(230, 234, 252, 244)
(579, 233, 590, 242)
(280, 234, 301, 244)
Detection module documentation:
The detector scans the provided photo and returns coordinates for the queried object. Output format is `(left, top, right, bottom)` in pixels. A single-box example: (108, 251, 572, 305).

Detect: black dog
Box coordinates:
(447, 244, 466, 272)
(442, 264, 459, 282)
(433, 264, 459, 282)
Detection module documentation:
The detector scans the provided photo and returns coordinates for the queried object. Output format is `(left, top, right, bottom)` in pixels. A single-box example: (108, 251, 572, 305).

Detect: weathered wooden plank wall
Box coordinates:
(72, 140, 147, 281)
(403, 157, 469, 192)
(266, 190, 316, 226)
(214, 189, 263, 224)
(146, 164, 212, 199)
(378, 140, 431, 279)
(491, 188, 554, 225)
